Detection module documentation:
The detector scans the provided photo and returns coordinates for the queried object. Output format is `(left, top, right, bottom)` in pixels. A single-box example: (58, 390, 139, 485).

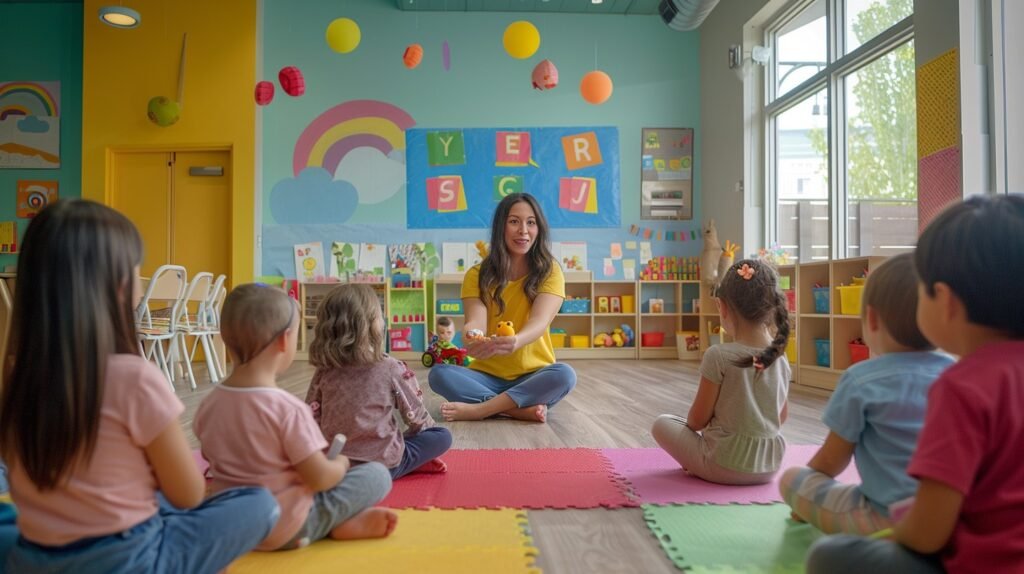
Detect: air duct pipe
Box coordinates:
(658, 0, 720, 31)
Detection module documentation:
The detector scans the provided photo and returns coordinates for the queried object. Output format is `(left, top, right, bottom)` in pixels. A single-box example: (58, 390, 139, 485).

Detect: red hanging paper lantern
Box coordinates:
(403, 44, 423, 69)
(254, 81, 274, 106)
(278, 66, 305, 97)
(532, 59, 559, 90)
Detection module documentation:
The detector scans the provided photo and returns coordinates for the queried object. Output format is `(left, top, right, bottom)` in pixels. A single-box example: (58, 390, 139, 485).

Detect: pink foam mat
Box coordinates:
(381, 448, 637, 510)
(602, 445, 860, 505)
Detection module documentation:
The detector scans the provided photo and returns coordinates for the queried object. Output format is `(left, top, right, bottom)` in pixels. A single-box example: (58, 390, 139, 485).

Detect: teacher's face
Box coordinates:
(504, 201, 537, 258)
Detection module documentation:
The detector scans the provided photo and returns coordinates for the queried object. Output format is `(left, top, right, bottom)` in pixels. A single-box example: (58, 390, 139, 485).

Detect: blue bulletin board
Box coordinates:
(406, 127, 620, 229)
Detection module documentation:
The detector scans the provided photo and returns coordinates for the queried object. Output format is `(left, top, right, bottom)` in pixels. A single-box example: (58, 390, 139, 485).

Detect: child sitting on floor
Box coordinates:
(651, 259, 791, 485)
(195, 284, 397, 551)
(807, 194, 1024, 573)
(306, 284, 452, 480)
(780, 253, 954, 535)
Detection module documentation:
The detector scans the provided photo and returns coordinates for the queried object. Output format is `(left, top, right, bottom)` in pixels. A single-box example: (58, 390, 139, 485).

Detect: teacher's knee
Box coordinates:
(427, 365, 455, 395)
(549, 363, 577, 394)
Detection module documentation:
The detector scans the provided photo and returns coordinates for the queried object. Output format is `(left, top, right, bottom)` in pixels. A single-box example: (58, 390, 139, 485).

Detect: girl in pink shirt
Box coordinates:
(0, 200, 279, 574)
(195, 283, 397, 551)
(306, 283, 452, 479)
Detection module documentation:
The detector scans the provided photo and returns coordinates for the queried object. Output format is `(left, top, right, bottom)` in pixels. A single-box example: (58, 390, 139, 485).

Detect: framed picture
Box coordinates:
(641, 127, 694, 220)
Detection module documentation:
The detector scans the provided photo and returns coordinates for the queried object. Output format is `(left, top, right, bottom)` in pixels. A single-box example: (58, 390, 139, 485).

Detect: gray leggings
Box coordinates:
(806, 535, 945, 574)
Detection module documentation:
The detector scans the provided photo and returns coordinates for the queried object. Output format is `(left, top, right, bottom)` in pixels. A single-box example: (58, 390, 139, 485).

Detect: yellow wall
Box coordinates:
(82, 0, 256, 283)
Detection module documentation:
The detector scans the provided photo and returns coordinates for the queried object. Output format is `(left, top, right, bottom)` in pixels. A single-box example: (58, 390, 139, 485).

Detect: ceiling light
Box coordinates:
(592, 0, 604, 4)
(99, 6, 141, 29)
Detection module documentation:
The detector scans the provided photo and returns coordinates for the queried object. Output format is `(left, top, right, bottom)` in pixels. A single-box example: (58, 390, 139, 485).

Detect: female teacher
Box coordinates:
(428, 193, 577, 423)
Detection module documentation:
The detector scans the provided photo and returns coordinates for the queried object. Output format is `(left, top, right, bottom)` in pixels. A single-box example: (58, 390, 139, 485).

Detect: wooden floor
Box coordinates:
(178, 359, 830, 574)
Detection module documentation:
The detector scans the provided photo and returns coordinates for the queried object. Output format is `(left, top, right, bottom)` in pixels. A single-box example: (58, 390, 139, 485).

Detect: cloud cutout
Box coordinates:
(269, 167, 359, 224)
(333, 147, 407, 205)
(17, 116, 50, 134)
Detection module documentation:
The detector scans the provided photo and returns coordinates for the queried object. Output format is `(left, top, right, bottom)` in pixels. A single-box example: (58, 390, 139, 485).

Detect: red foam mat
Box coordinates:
(381, 448, 636, 510)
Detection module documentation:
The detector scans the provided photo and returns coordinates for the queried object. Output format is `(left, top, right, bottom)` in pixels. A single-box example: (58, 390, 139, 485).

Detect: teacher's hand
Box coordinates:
(464, 335, 518, 360)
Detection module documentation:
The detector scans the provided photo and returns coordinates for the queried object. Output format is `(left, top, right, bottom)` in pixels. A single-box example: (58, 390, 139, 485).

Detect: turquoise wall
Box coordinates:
(261, 0, 700, 278)
(0, 3, 83, 271)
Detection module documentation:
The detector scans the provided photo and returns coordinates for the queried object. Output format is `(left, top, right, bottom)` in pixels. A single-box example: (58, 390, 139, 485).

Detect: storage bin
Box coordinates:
(621, 295, 635, 314)
(837, 285, 865, 316)
(676, 331, 700, 360)
(814, 339, 830, 367)
(779, 276, 791, 290)
(570, 335, 590, 348)
(849, 342, 869, 365)
(550, 333, 567, 348)
(641, 331, 665, 347)
(812, 287, 831, 314)
(560, 299, 591, 314)
(784, 290, 796, 313)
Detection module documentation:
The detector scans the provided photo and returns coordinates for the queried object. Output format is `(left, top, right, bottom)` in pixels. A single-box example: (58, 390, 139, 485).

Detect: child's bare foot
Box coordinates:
(330, 507, 398, 540)
(413, 458, 448, 474)
(790, 511, 806, 523)
(441, 401, 487, 421)
(503, 404, 547, 423)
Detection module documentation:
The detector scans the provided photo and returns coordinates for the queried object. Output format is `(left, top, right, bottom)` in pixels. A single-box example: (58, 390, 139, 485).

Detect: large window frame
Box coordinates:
(764, 0, 914, 260)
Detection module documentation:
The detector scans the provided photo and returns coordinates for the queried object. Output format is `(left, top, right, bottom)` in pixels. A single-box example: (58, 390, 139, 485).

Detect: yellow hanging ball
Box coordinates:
(503, 21, 540, 59)
(326, 18, 361, 54)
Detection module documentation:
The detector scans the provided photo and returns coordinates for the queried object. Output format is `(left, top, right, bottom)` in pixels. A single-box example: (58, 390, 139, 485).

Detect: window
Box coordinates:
(764, 0, 915, 261)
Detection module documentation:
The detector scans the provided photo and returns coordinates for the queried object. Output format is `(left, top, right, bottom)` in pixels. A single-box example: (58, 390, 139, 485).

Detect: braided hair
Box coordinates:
(713, 259, 790, 370)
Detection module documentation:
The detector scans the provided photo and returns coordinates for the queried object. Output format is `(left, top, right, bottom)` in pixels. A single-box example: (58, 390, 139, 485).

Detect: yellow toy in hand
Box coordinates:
(496, 321, 516, 337)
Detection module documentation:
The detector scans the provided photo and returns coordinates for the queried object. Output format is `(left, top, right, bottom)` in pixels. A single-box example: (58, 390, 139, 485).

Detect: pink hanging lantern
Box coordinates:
(278, 66, 305, 97)
(531, 59, 559, 90)
(254, 81, 274, 106)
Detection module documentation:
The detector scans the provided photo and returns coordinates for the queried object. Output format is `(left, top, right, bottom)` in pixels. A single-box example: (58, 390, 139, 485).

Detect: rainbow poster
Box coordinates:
(0, 81, 60, 169)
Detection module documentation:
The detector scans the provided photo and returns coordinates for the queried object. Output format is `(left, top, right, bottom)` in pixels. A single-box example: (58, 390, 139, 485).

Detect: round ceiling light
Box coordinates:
(99, 6, 141, 29)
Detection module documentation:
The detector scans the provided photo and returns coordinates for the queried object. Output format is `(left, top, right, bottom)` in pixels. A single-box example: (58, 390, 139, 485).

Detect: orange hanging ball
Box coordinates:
(403, 44, 423, 69)
(580, 70, 613, 105)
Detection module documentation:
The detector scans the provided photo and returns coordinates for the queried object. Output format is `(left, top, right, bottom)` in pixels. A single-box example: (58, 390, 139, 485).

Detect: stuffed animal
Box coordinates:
(701, 219, 724, 287)
(496, 321, 515, 337)
(717, 240, 741, 286)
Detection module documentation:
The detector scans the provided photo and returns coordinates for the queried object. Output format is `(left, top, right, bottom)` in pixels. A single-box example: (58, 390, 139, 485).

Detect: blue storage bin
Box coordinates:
(560, 299, 591, 314)
(812, 287, 831, 314)
(814, 339, 830, 367)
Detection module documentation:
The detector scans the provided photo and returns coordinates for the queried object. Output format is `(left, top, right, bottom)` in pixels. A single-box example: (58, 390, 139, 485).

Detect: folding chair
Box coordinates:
(184, 273, 226, 384)
(135, 265, 187, 389)
(173, 272, 214, 390)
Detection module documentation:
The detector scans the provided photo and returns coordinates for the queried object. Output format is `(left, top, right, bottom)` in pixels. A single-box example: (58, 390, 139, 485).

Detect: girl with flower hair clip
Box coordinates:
(652, 259, 791, 485)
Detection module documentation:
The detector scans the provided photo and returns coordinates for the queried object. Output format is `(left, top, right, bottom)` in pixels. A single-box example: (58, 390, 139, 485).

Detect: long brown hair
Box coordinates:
(714, 259, 790, 369)
(0, 200, 142, 490)
(478, 193, 555, 315)
(309, 283, 385, 368)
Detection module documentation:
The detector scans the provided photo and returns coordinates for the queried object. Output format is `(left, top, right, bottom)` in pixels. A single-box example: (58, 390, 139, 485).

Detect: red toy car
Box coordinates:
(421, 337, 470, 368)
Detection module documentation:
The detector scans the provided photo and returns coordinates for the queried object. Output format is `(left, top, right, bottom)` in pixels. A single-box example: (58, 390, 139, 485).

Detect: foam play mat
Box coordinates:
(229, 508, 539, 574)
(382, 448, 635, 510)
(643, 503, 822, 573)
(603, 445, 860, 505)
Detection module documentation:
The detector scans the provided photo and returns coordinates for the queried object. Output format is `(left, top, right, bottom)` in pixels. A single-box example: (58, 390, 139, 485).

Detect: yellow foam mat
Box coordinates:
(229, 508, 540, 574)
(917, 48, 959, 158)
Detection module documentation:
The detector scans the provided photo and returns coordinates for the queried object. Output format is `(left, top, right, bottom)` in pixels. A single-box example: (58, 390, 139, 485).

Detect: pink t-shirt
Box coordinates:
(193, 386, 327, 551)
(907, 340, 1024, 573)
(8, 354, 184, 546)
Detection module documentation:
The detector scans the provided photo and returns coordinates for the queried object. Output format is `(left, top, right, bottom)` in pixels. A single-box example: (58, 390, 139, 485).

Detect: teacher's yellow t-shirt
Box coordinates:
(462, 264, 565, 380)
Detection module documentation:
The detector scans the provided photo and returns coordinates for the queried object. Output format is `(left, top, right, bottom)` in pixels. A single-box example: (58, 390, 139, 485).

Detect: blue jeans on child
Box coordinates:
(280, 462, 392, 550)
(4, 487, 279, 574)
(428, 363, 576, 409)
(390, 427, 453, 479)
(806, 535, 945, 574)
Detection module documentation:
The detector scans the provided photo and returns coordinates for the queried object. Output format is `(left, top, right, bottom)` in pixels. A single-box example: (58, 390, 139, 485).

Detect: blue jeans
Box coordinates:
(806, 535, 945, 574)
(5, 487, 279, 574)
(428, 363, 576, 409)
(390, 427, 453, 479)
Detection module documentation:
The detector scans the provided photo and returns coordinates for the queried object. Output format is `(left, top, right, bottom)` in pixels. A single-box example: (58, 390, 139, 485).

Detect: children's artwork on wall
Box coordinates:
(641, 128, 694, 220)
(388, 243, 440, 278)
(294, 242, 325, 281)
(358, 243, 387, 280)
(555, 241, 588, 271)
(407, 126, 619, 228)
(16, 180, 58, 218)
(0, 222, 16, 253)
(442, 242, 467, 274)
(0, 81, 60, 169)
(623, 259, 636, 280)
(328, 241, 358, 279)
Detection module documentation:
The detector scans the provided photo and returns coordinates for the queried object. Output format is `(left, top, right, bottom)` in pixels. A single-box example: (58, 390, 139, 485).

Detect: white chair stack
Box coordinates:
(135, 265, 187, 390)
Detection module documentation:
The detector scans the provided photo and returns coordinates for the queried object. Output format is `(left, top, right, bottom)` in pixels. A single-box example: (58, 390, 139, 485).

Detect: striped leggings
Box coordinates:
(778, 467, 891, 535)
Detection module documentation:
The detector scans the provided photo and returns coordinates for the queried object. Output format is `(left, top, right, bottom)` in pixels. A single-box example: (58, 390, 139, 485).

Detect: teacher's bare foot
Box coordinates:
(503, 404, 547, 423)
(441, 401, 487, 421)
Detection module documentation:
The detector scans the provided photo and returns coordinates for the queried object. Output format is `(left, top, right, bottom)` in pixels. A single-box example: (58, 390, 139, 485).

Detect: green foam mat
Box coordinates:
(642, 504, 823, 573)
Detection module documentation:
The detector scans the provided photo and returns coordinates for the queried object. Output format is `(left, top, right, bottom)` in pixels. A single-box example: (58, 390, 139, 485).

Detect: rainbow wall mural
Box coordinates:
(0, 81, 61, 169)
(270, 100, 416, 224)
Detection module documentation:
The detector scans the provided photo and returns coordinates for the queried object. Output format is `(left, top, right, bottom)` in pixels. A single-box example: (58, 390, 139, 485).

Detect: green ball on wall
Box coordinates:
(147, 96, 180, 127)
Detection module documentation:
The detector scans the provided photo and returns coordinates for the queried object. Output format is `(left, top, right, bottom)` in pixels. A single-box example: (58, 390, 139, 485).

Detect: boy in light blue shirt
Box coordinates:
(778, 253, 953, 535)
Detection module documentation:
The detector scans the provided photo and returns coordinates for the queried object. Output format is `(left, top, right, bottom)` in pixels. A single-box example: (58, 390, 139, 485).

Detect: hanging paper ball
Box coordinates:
(325, 18, 361, 53)
(580, 70, 613, 105)
(147, 96, 180, 127)
(503, 21, 540, 59)
(254, 81, 274, 106)
(403, 44, 423, 69)
(279, 66, 305, 97)
(532, 59, 558, 90)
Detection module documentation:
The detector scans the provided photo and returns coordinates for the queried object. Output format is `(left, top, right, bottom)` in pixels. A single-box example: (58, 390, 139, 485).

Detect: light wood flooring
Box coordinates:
(178, 359, 830, 574)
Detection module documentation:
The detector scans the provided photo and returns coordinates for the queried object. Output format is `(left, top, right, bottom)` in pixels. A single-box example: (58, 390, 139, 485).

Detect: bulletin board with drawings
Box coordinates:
(640, 128, 694, 220)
